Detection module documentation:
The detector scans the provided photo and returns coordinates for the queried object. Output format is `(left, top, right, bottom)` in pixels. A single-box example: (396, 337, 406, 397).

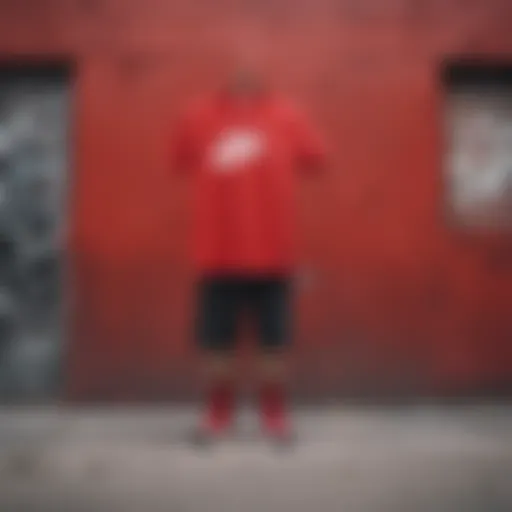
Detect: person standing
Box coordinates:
(171, 62, 326, 445)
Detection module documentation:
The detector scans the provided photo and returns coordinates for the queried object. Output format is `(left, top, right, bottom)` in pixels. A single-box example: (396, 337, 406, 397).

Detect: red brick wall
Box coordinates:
(1, 0, 511, 400)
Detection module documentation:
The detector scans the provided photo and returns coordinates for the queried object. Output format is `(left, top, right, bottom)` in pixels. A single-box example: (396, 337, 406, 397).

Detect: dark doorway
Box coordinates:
(0, 63, 70, 401)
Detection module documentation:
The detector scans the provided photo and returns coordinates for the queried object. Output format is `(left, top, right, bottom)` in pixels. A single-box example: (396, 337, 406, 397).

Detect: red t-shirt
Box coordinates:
(171, 92, 326, 276)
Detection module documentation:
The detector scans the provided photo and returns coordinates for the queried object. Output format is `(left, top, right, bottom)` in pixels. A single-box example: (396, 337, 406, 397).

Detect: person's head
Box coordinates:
(225, 62, 264, 98)
(224, 37, 268, 98)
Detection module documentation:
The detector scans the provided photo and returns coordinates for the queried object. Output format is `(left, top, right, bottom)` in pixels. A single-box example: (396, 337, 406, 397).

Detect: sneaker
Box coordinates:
(262, 414, 296, 447)
(259, 383, 296, 447)
(192, 382, 235, 446)
(192, 413, 232, 446)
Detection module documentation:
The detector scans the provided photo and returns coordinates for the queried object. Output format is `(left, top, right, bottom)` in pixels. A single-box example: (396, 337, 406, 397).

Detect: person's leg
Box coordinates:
(199, 350, 236, 434)
(196, 278, 239, 438)
(258, 350, 292, 434)
(253, 278, 294, 442)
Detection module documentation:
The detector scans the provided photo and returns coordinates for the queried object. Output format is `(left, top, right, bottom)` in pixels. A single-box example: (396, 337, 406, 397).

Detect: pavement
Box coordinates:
(0, 405, 511, 512)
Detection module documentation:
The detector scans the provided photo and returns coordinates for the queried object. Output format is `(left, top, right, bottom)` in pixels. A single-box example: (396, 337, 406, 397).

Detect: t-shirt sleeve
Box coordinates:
(289, 105, 327, 175)
(169, 105, 200, 174)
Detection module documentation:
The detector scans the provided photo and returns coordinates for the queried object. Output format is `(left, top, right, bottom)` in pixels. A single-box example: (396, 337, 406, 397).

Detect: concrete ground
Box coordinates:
(0, 405, 511, 512)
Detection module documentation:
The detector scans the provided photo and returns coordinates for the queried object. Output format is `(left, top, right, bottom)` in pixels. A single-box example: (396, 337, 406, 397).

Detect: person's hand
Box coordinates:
(294, 265, 318, 292)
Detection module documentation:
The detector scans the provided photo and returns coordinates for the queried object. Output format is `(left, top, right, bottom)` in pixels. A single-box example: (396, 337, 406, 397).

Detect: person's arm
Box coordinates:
(288, 104, 327, 292)
(289, 105, 327, 175)
(169, 104, 200, 175)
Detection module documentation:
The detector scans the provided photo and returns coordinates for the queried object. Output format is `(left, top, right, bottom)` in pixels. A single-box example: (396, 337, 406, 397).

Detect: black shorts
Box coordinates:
(196, 276, 292, 352)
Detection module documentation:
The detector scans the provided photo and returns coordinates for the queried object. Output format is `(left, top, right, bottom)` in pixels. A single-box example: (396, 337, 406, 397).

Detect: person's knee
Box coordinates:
(204, 349, 235, 379)
(259, 350, 288, 381)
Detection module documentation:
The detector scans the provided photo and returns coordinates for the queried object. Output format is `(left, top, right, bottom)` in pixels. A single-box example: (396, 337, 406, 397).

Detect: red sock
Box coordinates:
(259, 382, 290, 434)
(203, 380, 235, 433)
